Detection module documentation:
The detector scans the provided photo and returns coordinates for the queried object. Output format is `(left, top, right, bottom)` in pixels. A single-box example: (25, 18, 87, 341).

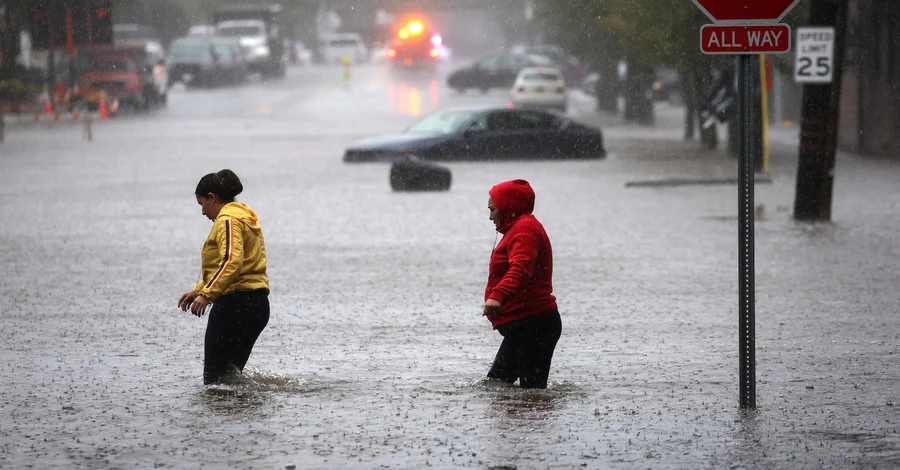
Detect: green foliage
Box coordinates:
(536, 0, 810, 70)
(0, 78, 42, 100)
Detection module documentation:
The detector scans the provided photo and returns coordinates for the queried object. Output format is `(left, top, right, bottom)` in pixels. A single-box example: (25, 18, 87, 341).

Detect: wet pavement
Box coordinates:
(1, 61, 899, 469)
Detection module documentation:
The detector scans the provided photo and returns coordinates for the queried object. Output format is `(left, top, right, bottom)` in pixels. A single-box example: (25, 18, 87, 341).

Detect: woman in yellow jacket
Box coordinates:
(178, 169, 270, 384)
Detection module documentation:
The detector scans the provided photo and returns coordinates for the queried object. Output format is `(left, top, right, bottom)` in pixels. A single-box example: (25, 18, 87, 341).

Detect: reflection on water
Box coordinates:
(389, 80, 440, 116)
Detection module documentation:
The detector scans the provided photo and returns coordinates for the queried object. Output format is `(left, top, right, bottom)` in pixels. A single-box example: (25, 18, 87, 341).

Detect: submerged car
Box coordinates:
(343, 105, 605, 163)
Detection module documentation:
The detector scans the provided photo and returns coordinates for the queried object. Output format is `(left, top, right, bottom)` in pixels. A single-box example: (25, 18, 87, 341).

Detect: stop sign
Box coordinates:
(691, 0, 801, 23)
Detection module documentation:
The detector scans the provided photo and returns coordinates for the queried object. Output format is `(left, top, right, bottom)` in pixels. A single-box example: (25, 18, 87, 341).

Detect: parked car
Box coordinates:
(447, 52, 555, 93)
(210, 36, 249, 83)
(320, 33, 368, 64)
(511, 44, 588, 86)
(343, 105, 605, 163)
(76, 43, 167, 109)
(509, 67, 567, 112)
(168, 37, 245, 87)
(651, 66, 683, 104)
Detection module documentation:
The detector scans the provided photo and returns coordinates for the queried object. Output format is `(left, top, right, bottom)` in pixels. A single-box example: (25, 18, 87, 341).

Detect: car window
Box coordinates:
(170, 44, 212, 63)
(218, 26, 263, 37)
(406, 109, 477, 134)
(213, 44, 234, 63)
(516, 111, 562, 130)
(479, 111, 525, 132)
(522, 72, 561, 82)
(329, 39, 360, 47)
(467, 114, 490, 132)
(477, 56, 501, 70)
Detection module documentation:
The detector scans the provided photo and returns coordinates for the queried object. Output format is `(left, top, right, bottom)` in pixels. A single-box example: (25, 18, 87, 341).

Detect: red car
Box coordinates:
(77, 46, 167, 110)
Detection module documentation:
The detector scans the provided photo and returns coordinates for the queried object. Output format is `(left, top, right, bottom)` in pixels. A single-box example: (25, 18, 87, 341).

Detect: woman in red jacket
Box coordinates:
(483, 179, 562, 389)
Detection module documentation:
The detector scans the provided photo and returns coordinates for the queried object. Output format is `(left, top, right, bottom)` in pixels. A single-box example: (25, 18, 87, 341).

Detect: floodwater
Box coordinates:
(1, 61, 899, 469)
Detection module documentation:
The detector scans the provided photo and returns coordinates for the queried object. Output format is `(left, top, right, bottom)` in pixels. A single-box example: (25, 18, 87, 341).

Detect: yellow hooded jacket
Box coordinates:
(193, 202, 269, 301)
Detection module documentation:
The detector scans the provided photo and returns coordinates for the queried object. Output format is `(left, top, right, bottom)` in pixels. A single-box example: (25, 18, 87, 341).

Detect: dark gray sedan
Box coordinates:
(343, 106, 606, 163)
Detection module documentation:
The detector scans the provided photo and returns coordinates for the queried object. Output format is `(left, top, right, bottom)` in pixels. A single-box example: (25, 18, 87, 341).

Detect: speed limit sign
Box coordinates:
(795, 27, 835, 83)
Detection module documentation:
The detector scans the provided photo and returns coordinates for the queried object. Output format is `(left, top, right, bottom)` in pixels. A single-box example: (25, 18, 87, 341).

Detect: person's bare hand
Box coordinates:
(178, 291, 196, 312)
(483, 299, 501, 316)
(190, 295, 210, 317)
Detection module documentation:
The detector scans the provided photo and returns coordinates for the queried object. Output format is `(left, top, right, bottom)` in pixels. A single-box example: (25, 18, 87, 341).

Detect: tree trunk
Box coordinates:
(623, 63, 654, 125)
(682, 65, 696, 140)
(595, 58, 619, 113)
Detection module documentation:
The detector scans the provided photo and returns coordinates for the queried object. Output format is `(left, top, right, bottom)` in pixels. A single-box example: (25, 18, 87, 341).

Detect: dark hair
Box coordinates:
(195, 169, 243, 202)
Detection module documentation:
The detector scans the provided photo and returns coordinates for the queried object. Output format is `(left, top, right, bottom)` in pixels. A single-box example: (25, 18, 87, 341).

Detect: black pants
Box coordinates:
(204, 289, 269, 385)
(487, 310, 562, 389)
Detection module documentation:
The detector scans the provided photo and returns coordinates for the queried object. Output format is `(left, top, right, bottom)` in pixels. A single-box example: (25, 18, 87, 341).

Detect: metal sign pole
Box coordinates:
(737, 54, 757, 409)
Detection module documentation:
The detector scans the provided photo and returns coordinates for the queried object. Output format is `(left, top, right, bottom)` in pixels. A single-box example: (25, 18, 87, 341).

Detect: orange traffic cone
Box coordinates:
(43, 91, 53, 115)
(98, 98, 109, 120)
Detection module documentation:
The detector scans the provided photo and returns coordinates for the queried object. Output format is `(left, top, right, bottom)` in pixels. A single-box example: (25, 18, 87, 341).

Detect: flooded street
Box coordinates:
(1, 61, 899, 469)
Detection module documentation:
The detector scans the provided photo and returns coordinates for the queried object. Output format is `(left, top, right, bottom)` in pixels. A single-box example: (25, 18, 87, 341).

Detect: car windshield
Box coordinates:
(523, 72, 561, 81)
(169, 44, 211, 62)
(406, 109, 477, 134)
(218, 26, 263, 37)
(328, 39, 360, 47)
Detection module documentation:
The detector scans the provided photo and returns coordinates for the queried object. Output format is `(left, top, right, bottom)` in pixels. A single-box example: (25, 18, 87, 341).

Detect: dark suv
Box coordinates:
(447, 53, 555, 93)
(168, 36, 246, 87)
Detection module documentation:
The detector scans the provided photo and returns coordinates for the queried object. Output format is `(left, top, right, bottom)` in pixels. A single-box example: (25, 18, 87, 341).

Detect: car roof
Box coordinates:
(217, 20, 265, 27)
(172, 37, 214, 46)
(518, 67, 563, 76)
(435, 104, 560, 116)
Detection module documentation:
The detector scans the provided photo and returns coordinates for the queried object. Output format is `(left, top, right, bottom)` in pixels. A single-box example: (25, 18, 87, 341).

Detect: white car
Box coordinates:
(320, 33, 368, 64)
(509, 67, 567, 112)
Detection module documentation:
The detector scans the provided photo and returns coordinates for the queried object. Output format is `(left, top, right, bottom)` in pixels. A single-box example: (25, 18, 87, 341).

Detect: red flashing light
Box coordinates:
(96, 8, 109, 18)
(33, 11, 44, 21)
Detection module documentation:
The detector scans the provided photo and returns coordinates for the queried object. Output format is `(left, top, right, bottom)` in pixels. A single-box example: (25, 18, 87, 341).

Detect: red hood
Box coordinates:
(489, 179, 535, 234)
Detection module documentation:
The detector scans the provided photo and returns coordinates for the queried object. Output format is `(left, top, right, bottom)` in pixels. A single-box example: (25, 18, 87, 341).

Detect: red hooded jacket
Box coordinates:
(485, 179, 558, 329)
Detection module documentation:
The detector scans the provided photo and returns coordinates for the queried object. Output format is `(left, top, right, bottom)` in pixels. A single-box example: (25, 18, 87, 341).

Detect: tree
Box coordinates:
(532, 0, 807, 139)
(533, 0, 622, 112)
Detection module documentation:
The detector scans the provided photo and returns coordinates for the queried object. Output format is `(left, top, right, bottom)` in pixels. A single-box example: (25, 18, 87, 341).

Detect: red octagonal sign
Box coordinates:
(691, 0, 801, 23)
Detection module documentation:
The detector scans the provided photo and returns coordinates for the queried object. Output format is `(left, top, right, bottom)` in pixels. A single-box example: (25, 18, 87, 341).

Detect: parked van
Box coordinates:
(320, 33, 368, 64)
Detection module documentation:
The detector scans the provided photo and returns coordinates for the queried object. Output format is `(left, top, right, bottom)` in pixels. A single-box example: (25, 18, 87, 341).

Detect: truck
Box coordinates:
(73, 41, 168, 113)
(386, 20, 441, 70)
(212, 4, 286, 78)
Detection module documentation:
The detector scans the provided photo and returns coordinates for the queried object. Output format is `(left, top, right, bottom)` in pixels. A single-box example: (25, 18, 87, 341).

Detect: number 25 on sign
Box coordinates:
(795, 27, 835, 83)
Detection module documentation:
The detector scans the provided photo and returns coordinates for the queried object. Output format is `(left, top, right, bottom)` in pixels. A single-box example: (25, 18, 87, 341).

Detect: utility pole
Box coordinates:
(793, 0, 849, 221)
